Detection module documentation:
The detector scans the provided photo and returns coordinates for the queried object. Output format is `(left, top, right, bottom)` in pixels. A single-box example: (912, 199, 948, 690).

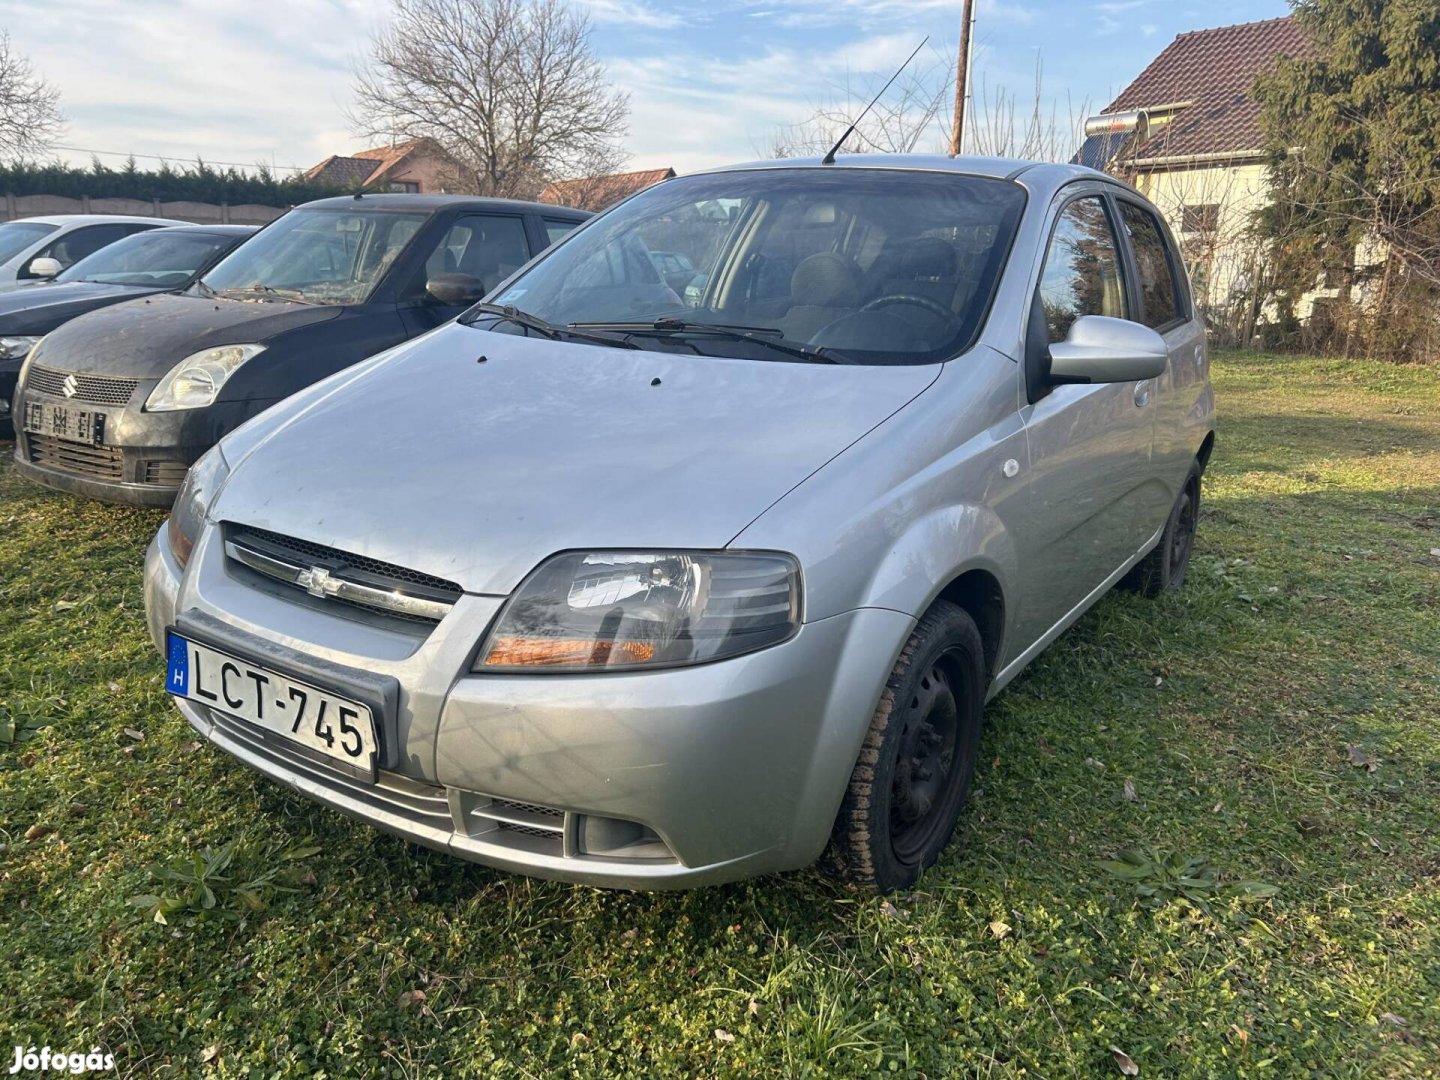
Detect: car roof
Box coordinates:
(151, 224, 258, 237)
(686, 154, 1130, 199)
(296, 193, 591, 218)
(5, 214, 190, 227)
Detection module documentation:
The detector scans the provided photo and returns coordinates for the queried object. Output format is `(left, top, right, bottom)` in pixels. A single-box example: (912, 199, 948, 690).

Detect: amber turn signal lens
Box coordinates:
(482, 637, 658, 669)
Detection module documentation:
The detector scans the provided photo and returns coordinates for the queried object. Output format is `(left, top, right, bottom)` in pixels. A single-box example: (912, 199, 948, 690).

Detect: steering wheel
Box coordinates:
(860, 293, 955, 321)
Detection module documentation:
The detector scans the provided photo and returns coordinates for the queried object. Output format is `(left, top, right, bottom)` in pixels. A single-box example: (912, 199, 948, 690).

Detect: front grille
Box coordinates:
(225, 525, 462, 625)
(25, 433, 124, 480)
(234, 526, 463, 595)
(26, 364, 138, 406)
(143, 460, 189, 487)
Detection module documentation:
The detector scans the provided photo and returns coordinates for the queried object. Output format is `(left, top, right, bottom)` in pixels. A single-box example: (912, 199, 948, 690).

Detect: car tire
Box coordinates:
(825, 601, 985, 893)
(1121, 465, 1201, 597)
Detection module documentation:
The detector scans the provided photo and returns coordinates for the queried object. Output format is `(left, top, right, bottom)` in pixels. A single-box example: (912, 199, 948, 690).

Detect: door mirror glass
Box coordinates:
(426, 272, 487, 307)
(1048, 315, 1168, 383)
(26, 257, 62, 280)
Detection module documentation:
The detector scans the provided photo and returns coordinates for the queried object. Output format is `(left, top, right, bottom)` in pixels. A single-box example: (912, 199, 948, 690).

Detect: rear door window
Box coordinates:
(1117, 202, 1184, 329)
(1038, 196, 1128, 343)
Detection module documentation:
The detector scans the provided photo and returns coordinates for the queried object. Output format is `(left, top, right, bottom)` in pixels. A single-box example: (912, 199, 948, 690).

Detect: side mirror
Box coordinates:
(425, 272, 487, 307)
(1048, 315, 1168, 384)
(26, 257, 63, 280)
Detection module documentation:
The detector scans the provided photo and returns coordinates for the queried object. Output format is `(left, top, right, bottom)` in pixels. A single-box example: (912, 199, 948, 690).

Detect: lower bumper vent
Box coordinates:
(26, 434, 124, 481)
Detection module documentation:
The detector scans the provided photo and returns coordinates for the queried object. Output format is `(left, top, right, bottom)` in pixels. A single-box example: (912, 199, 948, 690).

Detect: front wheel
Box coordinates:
(825, 601, 985, 893)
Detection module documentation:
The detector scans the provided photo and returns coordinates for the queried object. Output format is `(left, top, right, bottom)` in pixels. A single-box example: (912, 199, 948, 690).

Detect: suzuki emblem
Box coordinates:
(62, 373, 79, 398)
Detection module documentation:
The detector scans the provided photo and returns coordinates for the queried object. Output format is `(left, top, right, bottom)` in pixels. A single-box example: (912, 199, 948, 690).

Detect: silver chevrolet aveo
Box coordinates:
(143, 156, 1213, 893)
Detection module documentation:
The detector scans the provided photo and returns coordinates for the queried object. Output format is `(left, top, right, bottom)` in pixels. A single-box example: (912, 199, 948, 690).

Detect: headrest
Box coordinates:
(790, 253, 860, 308)
(892, 237, 958, 280)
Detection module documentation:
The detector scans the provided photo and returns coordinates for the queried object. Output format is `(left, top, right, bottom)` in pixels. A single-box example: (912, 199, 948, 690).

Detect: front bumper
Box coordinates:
(12, 378, 273, 506)
(144, 525, 913, 889)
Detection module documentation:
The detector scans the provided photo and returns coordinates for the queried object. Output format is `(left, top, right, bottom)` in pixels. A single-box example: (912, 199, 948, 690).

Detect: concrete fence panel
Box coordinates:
(228, 204, 289, 225)
(12, 194, 84, 217)
(3, 195, 291, 225)
(157, 200, 225, 224)
(89, 197, 159, 217)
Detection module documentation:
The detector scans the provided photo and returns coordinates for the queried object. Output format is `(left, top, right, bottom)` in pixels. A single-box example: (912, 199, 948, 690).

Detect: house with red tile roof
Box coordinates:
(305, 139, 460, 194)
(1077, 16, 1313, 311)
(539, 167, 675, 211)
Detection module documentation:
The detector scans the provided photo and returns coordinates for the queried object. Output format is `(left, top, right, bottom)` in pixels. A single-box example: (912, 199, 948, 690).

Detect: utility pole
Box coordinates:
(948, 0, 976, 157)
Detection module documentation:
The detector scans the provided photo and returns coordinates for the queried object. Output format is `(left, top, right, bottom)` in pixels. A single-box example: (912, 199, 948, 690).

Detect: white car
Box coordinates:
(0, 215, 187, 286)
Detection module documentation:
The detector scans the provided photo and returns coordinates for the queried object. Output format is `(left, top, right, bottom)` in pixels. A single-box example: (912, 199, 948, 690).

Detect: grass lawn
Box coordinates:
(1, 352, 1437, 1078)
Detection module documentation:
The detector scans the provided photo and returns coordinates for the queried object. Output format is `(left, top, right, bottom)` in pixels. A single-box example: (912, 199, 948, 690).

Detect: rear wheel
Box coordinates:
(1120, 465, 1201, 597)
(826, 601, 985, 893)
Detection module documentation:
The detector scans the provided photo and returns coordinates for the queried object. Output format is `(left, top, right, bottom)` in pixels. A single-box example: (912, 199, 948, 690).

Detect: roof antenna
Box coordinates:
(821, 37, 929, 165)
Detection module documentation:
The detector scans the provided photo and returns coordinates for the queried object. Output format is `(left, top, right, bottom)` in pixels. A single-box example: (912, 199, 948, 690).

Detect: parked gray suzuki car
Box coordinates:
(143, 156, 1213, 892)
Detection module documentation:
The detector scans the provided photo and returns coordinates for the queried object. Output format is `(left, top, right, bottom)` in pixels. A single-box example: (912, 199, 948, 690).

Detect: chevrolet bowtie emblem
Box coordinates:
(298, 566, 342, 599)
(62, 373, 79, 398)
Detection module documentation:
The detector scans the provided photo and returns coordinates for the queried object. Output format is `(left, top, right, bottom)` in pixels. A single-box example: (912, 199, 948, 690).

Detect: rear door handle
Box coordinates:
(1134, 381, 1152, 408)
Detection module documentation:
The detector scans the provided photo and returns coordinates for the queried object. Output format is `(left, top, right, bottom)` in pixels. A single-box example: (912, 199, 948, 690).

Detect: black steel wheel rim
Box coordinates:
(1169, 482, 1197, 577)
(889, 650, 970, 864)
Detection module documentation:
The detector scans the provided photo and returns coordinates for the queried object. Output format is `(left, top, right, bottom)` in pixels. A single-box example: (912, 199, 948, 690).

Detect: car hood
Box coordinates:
(213, 324, 940, 596)
(0, 281, 162, 334)
(33, 291, 342, 377)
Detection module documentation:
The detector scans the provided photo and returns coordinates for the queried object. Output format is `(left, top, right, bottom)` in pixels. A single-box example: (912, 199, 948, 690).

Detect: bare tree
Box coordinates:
(351, 0, 629, 199)
(964, 61, 1088, 163)
(767, 51, 1084, 165)
(0, 32, 61, 161)
(767, 47, 954, 159)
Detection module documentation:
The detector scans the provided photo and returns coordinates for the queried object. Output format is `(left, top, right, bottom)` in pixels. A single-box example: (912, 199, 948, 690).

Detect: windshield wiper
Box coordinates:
(467, 303, 640, 349)
(568, 318, 837, 364)
(192, 279, 218, 299)
(218, 285, 315, 305)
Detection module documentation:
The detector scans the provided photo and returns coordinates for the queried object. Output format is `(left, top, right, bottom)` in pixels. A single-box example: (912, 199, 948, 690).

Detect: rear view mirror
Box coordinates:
(1048, 315, 1168, 384)
(27, 257, 62, 280)
(426, 273, 487, 307)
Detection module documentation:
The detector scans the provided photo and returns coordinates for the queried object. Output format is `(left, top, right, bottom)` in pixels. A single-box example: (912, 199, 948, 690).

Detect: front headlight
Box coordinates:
(0, 335, 42, 361)
(475, 551, 801, 673)
(166, 446, 230, 568)
(146, 344, 265, 412)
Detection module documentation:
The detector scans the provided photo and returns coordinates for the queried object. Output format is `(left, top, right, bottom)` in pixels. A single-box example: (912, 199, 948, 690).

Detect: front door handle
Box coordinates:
(1134, 380, 1152, 408)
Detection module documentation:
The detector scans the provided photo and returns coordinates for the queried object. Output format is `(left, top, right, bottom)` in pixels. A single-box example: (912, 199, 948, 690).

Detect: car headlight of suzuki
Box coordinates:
(146, 344, 265, 412)
(167, 445, 230, 568)
(475, 551, 802, 673)
(0, 335, 43, 361)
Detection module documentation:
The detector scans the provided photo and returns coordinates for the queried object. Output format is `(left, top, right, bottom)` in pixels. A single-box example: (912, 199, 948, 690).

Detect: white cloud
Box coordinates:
(756, 0, 1035, 30)
(0, 0, 385, 170)
(578, 0, 686, 28)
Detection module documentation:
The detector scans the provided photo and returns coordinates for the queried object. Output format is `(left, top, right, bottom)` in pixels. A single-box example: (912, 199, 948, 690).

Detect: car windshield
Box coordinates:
(200, 208, 429, 305)
(482, 168, 1026, 365)
(57, 230, 237, 288)
(0, 221, 59, 264)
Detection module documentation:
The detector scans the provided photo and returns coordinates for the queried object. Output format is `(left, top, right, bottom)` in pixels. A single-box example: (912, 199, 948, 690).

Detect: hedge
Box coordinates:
(0, 157, 349, 206)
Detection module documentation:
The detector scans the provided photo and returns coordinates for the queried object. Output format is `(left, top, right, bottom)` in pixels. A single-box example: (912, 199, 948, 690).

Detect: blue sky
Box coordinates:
(0, 0, 1290, 176)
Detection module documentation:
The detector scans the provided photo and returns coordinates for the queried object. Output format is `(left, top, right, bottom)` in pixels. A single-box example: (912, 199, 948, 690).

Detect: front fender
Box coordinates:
(731, 347, 1026, 652)
(858, 502, 1017, 619)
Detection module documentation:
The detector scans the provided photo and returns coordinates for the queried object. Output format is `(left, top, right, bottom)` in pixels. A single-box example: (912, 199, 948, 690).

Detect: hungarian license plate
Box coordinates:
(165, 630, 378, 777)
(24, 400, 106, 444)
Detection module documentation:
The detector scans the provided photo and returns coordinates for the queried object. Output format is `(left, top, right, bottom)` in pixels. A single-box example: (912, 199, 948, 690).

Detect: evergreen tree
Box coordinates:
(1254, 0, 1440, 360)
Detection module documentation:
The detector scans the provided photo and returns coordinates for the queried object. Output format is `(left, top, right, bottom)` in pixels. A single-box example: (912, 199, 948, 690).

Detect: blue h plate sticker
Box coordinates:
(165, 631, 189, 696)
